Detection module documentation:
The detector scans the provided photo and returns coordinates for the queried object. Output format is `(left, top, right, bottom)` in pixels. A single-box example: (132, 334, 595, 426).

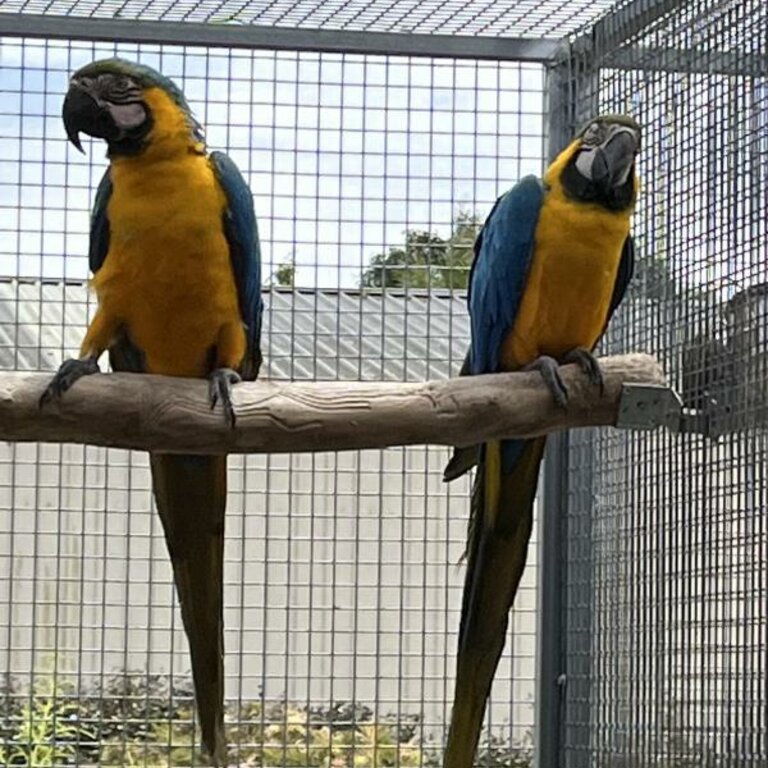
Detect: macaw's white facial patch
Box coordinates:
(575, 148, 597, 179)
(106, 102, 146, 129)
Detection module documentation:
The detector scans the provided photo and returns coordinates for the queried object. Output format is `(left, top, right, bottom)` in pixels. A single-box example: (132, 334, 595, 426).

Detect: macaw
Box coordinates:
(40, 58, 263, 765)
(442, 115, 641, 768)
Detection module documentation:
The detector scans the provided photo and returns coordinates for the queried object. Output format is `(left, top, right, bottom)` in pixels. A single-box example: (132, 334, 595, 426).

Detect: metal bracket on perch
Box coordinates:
(616, 383, 711, 435)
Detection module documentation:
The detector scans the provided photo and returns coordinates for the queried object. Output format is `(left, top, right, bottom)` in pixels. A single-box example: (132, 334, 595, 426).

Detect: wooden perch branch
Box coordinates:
(0, 354, 665, 455)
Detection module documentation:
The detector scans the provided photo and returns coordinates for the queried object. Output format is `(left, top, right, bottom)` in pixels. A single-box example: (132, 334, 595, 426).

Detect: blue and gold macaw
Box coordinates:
(40, 58, 263, 765)
(443, 115, 641, 768)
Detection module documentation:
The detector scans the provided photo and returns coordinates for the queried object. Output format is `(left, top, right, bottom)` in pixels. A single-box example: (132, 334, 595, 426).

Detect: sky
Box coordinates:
(0, 32, 765, 298)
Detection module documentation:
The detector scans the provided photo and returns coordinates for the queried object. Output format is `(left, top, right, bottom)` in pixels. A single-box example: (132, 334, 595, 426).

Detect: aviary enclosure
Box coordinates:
(0, 0, 766, 765)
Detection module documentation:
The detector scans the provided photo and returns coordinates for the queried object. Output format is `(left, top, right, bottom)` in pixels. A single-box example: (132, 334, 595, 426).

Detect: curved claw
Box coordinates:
(39, 357, 100, 407)
(208, 367, 241, 428)
(523, 354, 569, 409)
(563, 347, 604, 395)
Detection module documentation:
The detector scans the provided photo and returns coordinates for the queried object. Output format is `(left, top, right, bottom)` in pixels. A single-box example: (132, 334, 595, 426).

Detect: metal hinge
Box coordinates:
(616, 383, 714, 435)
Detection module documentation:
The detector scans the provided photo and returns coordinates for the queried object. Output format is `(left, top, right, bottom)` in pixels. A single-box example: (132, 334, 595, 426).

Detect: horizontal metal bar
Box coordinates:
(607, 45, 768, 77)
(0, 12, 561, 62)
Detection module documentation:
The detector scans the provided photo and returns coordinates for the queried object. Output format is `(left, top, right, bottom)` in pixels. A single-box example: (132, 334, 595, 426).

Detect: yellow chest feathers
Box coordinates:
(90, 90, 244, 376)
(504, 188, 632, 366)
(105, 152, 228, 263)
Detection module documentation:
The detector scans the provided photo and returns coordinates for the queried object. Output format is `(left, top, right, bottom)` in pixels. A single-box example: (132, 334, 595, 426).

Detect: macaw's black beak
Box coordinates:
(62, 85, 119, 154)
(592, 127, 640, 189)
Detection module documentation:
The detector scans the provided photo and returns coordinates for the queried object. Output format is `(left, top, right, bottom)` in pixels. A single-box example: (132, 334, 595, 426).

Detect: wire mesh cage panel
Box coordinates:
(0, 30, 544, 768)
(1, 0, 616, 37)
(4, 0, 766, 765)
(557, 0, 768, 765)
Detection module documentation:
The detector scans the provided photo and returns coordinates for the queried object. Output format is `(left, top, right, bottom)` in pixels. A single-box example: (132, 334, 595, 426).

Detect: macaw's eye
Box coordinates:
(109, 76, 139, 103)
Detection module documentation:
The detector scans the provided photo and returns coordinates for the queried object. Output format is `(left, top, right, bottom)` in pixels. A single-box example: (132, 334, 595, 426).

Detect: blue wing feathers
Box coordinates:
(602, 234, 634, 335)
(89, 170, 112, 274)
(467, 176, 544, 474)
(209, 151, 263, 379)
(468, 175, 544, 376)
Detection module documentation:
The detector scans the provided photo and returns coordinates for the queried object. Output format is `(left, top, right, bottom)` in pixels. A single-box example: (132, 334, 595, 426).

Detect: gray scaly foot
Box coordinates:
(208, 367, 241, 427)
(523, 355, 569, 409)
(563, 346, 604, 395)
(39, 357, 100, 407)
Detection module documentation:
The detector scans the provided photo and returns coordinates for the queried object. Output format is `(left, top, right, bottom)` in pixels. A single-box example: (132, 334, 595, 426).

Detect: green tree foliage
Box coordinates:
(273, 258, 296, 287)
(361, 211, 481, 290)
